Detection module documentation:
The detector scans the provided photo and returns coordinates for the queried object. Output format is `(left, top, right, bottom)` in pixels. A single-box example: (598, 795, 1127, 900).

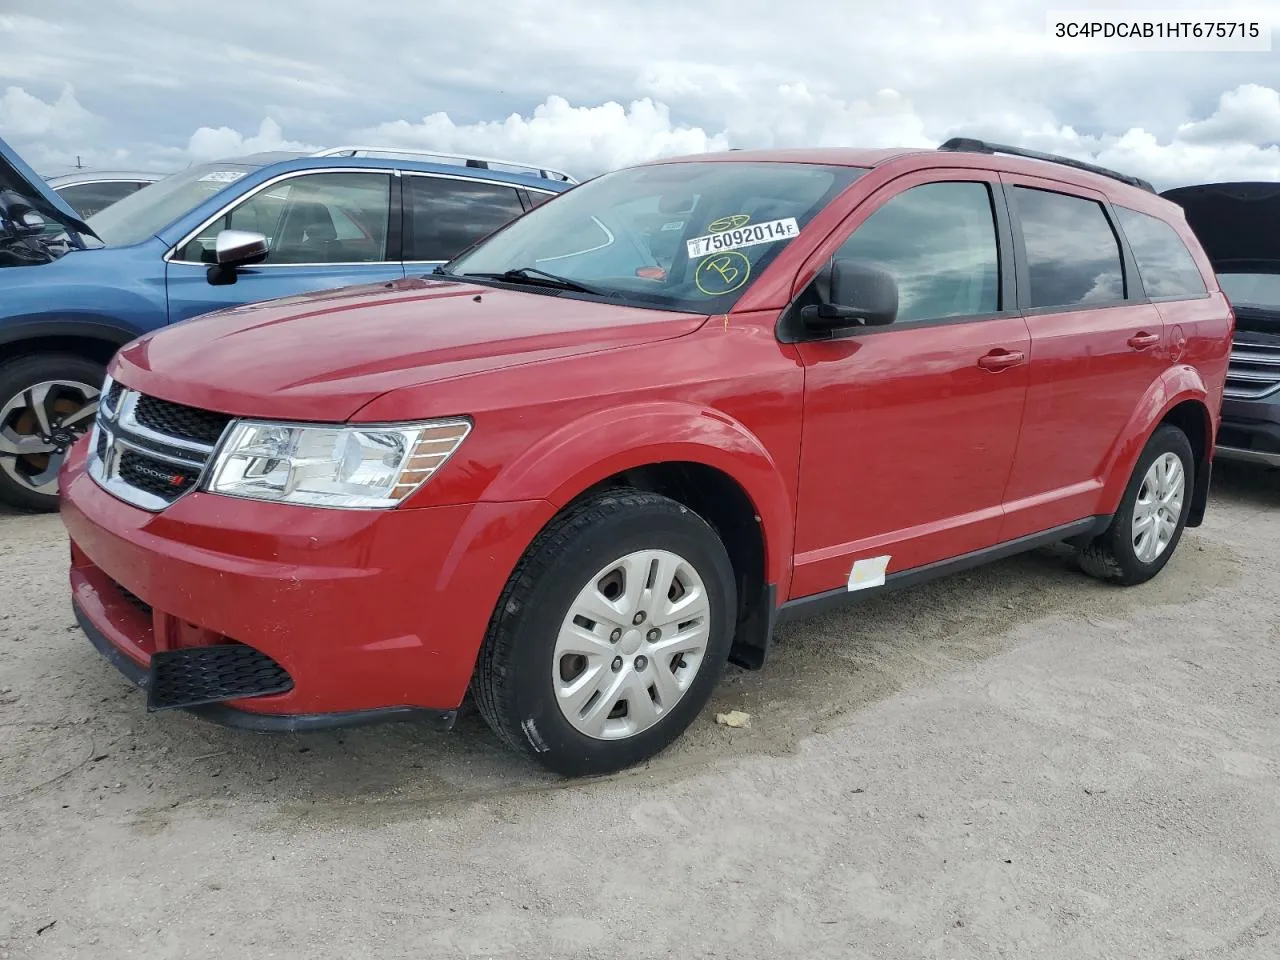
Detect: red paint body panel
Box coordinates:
(59, 146, 1236, 724)
(791, 314, 1032, 597)
(61, 440, 557, 713)
(112, 275, 708, 422)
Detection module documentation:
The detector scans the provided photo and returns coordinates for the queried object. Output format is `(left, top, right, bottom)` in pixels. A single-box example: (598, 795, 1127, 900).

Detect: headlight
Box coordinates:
(204, 418, 471, 508)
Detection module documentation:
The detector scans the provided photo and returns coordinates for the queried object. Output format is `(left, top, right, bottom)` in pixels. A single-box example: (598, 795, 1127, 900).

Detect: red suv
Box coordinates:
(59, 139, 1233, 776)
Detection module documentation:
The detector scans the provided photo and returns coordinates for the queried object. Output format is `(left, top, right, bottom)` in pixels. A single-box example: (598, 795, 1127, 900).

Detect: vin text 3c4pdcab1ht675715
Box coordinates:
(59, 138, 1233, 776)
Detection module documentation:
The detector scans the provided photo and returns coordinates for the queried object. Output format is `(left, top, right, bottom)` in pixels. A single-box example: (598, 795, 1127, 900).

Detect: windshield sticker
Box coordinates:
(707, 214, 751, 233)
(660, 220, 686, 231)
(686, 217, 800, 258)
(198, 171, 247, 184)
(695, 252, 751, 296)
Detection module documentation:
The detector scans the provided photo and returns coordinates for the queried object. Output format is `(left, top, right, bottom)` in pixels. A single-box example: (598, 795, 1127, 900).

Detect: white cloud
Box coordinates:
(354, 96, 730, 176)
(4, 72, 1279, 190)
(0, 83, 97, 140)
(184, 117, 319, 162)
(1175, 83, 1280, 144)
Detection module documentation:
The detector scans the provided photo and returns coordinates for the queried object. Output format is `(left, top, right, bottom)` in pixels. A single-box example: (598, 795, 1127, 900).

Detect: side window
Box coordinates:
(405, 177, 526, 261)
(1113, 206, 1208, 299)
(56, 181, 141, 218)
(525, 190, 555, 208)
(832, 181, 1001, 323)
(1011, 186, 1125, 309)
(177, 173, 391, 264)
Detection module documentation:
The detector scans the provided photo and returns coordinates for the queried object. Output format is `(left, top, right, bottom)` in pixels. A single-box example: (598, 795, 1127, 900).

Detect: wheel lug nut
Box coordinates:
(634, 656, 648, 671)
(633, 611, 646, 625)
(612, 656, 623, 672)
(646, 628, 660, 642)
(610, 628, 622, 643)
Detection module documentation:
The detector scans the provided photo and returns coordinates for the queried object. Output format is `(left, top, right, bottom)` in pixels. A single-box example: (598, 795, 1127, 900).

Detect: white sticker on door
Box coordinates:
(685, 217, 800, 258)
(847, 555, 891, 592)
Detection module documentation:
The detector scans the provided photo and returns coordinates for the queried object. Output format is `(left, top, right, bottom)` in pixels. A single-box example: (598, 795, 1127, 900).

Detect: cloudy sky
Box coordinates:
(2, 0, 1279, 190)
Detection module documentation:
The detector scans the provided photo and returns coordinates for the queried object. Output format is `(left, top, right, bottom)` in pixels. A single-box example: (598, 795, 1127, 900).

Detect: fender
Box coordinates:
(1098, 364, 1211, 517)
(479, 400, 796, 596)
(0, 315, 142, 352)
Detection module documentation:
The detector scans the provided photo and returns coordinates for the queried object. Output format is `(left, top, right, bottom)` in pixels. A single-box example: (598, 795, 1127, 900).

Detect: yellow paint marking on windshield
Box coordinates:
(695, 252, 751, 296)
(707, 214, 751, 233)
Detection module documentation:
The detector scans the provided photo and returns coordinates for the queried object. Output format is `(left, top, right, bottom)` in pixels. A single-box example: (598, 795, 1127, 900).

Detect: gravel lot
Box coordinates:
(2, 463, 1279, 960)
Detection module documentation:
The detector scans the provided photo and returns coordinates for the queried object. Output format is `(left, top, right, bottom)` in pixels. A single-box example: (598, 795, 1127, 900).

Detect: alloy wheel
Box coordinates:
(0, 379, 100, 497)
(1131, 451, 1185, 564)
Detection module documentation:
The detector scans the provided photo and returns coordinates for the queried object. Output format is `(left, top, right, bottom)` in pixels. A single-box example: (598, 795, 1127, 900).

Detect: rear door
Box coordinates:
(164, 170, 405, 323)
(401, 173, 529, 273)
(997, 175, 1169, 540)
(788, 171, 1031, 599)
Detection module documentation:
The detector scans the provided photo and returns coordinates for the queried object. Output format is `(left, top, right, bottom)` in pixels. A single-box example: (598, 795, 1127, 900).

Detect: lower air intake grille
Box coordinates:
(147, 645, 294, 712)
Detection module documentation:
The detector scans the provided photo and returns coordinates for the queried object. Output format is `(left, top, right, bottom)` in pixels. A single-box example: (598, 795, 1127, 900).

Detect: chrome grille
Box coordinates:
(1225, 340, 1280, 399)
(87, 388, 232, 511)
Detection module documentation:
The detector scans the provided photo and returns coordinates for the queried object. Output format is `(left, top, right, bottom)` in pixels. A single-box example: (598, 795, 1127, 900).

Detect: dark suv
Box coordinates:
(1161, 182, 1280, 470)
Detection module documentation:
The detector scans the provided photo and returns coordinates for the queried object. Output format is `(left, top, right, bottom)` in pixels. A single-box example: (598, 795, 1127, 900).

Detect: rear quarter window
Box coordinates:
(1114, 206, 1208, 299)
(1011, 186, 1126, 309)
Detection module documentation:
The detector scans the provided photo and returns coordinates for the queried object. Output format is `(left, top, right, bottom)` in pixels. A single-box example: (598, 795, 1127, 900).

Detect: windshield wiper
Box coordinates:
(460, 266, 606, 296)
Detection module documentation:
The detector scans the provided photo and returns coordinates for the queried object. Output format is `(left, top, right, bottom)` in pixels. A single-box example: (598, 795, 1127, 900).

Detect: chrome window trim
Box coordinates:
(166, 168, 560, 267)
(163, 167, 395, 266)
(54, 177, 158, 190)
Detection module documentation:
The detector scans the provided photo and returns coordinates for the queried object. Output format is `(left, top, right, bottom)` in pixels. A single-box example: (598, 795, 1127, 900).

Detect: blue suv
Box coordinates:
(0, 140, 575, 511)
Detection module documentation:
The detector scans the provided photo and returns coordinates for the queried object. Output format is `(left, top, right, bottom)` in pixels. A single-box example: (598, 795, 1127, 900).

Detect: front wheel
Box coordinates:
(472, 489, 738, 776)
(0, 354, 106, 513)
(1076, 423, 1195, 586)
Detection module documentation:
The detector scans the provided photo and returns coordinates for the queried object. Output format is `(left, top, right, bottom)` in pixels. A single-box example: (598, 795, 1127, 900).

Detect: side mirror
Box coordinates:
(800, 258, 898, 332)
(214, 229, 269, 267)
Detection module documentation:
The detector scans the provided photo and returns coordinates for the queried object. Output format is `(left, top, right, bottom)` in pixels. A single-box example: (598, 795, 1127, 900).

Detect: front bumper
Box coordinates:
(59, 438, 557, 726)
(1217, 394, 1280, 468)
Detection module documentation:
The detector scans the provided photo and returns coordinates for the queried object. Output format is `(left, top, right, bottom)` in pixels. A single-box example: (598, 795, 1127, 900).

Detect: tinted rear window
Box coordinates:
(1114, 206, 1207, 299)
(1011, 186, 1125, 309)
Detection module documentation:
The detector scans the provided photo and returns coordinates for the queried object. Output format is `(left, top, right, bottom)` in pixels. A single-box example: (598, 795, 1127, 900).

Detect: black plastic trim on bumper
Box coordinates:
(74, 601, 457, 733)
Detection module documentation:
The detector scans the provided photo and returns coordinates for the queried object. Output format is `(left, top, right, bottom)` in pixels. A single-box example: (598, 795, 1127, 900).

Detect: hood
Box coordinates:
(113, 276, 708, 421)
(0, 135, 99, 244)
(1160, 181, 1280, 271)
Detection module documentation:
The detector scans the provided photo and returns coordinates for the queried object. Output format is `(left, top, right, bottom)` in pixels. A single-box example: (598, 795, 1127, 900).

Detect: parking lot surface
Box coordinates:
(2, 463, 1279, 959)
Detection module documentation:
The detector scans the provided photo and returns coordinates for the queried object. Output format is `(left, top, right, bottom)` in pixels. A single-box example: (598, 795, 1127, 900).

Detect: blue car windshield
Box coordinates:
(87, 162, 265, 247)
(445, 160, 866, 313)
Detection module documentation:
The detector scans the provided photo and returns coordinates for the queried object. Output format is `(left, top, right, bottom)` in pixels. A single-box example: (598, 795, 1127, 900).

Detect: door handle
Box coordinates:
(1127, 332, 1161, 350)
(977, 349, 1026, 371)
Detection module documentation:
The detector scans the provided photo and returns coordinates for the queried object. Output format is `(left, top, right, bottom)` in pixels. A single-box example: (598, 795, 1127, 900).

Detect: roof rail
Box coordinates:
(311, 146, 579, 183)
(937, 137, 1155, 193)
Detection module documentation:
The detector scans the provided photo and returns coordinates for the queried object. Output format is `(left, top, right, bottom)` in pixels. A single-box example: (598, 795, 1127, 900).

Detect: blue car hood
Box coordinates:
(0, 134, 99, 243)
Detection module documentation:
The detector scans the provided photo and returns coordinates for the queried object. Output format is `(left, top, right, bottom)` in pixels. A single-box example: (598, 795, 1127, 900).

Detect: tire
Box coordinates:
(472, 488, 738, 777)
(1076, 423, 1195, 586)
(0, 353, 106, 513)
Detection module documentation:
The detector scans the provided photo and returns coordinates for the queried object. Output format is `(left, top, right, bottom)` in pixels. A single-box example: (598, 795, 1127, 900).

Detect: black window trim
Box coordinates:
(1003, 176, 1146, 316)
(1111, 202, 1213, 305)
(165, 167, 397, 267)
(777, 173, 1019, 344)
(399, 169, 533, 265)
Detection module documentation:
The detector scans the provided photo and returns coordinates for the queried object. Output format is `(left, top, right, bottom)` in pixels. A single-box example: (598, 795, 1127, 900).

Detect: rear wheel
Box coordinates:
(1076, 423, 1194, 586)
(0, 354, 105, 513)
(472, 489, 737, 776)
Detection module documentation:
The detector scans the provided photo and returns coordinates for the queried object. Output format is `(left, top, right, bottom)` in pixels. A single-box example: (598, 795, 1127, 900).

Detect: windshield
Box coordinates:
(1219, 272, 1280, 310)
(445, 160, 866, 313)
(86, 162, 265, 247)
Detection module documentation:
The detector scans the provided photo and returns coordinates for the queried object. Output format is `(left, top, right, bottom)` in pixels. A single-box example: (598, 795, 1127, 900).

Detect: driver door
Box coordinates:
(164, 171, 404, 323)
(789, 172, 1032, 599)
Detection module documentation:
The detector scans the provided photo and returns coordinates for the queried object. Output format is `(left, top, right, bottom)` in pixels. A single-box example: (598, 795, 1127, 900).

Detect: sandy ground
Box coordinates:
(1, 462, 1279, 959)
